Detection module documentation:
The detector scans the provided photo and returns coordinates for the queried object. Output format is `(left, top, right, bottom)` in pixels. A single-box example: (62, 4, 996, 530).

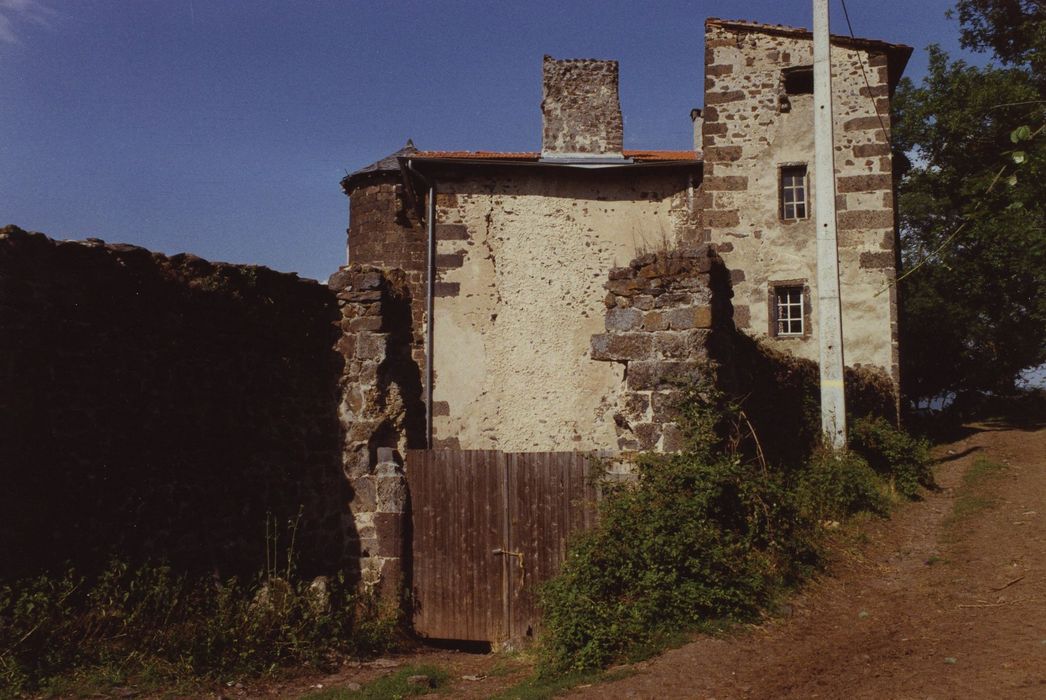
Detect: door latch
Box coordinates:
(493, 548, 526, 592)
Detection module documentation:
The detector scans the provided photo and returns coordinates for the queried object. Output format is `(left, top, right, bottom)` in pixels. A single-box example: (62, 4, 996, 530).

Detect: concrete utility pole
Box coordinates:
(813, 0, 848, 448)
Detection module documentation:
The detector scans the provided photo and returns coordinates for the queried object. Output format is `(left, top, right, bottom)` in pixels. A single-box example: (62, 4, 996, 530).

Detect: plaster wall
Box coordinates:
(702, 22, 899, 387)
(429, 170, 697, 451)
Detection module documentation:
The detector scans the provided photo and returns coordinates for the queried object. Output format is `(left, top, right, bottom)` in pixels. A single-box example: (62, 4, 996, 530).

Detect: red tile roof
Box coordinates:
(410, 150, 698, 163)
(413, 151, 538, 160)
(624, 150, 699, 162)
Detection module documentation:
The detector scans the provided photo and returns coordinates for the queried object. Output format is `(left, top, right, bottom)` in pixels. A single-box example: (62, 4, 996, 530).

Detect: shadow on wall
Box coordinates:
(708, 255, 898, 466)
(0, 226, 355, 582)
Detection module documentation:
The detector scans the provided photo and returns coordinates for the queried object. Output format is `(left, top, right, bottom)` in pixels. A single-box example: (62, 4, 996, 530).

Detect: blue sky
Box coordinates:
(2, 0, 976, 281)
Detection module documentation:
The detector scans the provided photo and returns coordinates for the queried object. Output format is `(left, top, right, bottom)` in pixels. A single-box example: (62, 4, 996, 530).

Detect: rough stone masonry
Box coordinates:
(541, 56, 625, 158)
(591, 245, 733, 452)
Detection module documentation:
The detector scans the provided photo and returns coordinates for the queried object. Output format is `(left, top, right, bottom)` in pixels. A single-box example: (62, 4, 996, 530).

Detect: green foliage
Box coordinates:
(538, 381, 935, 674)
(492, 668, 635, 700)
(795, 448, 890, 521)
(849, 416, 935, 498)
(943, 457, 1009, 540)
(538, 387, 816, 674)
(0, 561, 398, 697)
(299, 665, 449, 700)
(954, 0, 1045, 76)
(893, 4, 1045, 404)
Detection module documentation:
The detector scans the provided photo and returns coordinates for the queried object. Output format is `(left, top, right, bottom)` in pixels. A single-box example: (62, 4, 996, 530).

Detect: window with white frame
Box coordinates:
(780, 165, 808, 220)
(774, 286, 805, 336)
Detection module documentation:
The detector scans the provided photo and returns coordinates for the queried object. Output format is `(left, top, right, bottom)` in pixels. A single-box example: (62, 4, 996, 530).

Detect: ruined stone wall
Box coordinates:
(0, 226, 348, 580)
(701, 21, 900, 389)
(328, 265, 421, 596)
(590, 247, 732, 451)
(429, 168, 700, 452)
(541, 56, 624, 157)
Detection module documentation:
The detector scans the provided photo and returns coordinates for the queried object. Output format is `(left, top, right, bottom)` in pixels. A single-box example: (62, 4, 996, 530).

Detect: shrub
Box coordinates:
(538, 381, 928, 674)
(538, 388, 820, 673)
(849, 416, 935, 498)
(0, 560, 398, 697)
(795, 447, 891, 521)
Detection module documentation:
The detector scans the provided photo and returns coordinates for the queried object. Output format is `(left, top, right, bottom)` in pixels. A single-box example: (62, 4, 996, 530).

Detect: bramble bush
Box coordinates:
(539, 382, 933, 673)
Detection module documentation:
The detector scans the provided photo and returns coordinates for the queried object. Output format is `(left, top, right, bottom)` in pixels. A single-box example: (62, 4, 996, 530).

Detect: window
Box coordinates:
(783, 66, 814, 95)
(774, 286, 805, 336)
(780, 165, 808, 220)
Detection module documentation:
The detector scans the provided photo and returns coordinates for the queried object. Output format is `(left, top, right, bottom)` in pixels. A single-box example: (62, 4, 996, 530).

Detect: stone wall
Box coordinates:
(541, 56, 625, 158)
(590, 246, 733, 451)
(347, 174, 427, 371)
(700, 19, 900, 390)
(328, 264, 421, 597)
(428, 168, 700, 452)
(0, 226, 349, 580)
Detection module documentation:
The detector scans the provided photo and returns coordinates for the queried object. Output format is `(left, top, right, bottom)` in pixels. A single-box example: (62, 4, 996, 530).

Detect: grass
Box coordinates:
(486, 652, 528, 678)
(491, 668, 636, 700)
(299, 665, 449, 700)
(944, 457, 1008, 536)
(45, 660, 209, 699)
(0, 560, 399, 700)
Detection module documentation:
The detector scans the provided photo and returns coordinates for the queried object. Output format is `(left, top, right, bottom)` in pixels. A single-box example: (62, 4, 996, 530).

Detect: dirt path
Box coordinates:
(567, 418, 1046, 699)
(258, 418, 1045, 700)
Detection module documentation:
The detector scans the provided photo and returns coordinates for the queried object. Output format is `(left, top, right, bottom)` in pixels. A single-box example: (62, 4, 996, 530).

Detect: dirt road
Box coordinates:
(567, 418, 1046, 699)
(266, 418, 1045, 700)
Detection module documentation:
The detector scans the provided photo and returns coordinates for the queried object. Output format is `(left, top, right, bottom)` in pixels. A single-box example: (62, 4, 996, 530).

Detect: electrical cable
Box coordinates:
(839, 0, 893, 147)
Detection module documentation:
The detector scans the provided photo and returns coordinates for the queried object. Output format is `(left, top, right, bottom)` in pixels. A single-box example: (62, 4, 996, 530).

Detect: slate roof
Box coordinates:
(341, 140, 417, 193)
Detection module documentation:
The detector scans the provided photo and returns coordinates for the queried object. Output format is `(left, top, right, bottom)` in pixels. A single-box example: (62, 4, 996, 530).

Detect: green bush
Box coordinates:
(538, 389, 820, 673)
(795, 447, 891, 520)
(538, 384, 931, 674)
(0, 560, 397, 697)
(850, 416, 935, 498)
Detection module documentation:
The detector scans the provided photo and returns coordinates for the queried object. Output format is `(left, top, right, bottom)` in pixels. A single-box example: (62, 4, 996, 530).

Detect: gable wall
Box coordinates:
(701, 23, 900, 389)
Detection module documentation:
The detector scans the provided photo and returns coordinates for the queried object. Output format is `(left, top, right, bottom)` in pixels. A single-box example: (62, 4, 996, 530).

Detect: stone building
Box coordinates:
(338, 17, 911, 464)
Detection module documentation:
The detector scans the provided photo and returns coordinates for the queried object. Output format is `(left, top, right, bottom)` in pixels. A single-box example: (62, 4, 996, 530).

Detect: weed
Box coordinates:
(850, 416, 935, 498)
(962, 456, 1008, 487)
(300, 665, 448, 700)
(492, 667, 636, 700)
(538, 383, 820, 673)
(487, 652, 527, 678)
(796, 447, 891, 520)
(0, 561, 398, 698)
(944, 457, 1008, 534)
(537, 378, 933, 674)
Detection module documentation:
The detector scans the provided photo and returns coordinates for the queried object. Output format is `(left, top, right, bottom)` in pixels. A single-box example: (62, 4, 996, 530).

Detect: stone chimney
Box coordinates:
(541, 56, 625, 160)
(690, 108, 703, 155)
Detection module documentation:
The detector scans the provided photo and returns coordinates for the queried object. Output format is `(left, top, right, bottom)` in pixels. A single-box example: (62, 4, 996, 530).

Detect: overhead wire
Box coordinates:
(839, 0, 893, 147)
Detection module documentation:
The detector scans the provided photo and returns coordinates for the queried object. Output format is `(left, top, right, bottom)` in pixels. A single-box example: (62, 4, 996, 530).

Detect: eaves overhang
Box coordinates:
(397, 151, 702, 212)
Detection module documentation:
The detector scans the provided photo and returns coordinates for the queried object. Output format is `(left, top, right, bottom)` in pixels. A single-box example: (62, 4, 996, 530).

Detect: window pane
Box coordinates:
(780, 166, 808, 221)
(775, 286, 804, 336)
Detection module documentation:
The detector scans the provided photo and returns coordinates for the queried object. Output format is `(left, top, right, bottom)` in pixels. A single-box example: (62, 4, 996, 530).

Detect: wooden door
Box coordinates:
(406, 449, 599, 645)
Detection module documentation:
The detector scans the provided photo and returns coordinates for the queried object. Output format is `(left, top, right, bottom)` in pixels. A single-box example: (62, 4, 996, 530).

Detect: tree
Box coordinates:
(892, 1, 1045, 405)
(955, 0, 1045, 76)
